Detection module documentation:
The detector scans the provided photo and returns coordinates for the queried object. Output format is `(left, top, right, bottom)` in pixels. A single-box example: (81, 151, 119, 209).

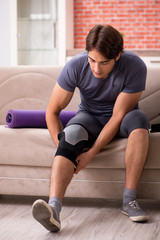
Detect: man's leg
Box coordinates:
(125, 128, 149, 190)
(32, 156, 74, 232)
(49, 110, 103, 200)
(119, 110, 150, 222)
(49, 156, 74, 200)
(32, 111, 103, 231)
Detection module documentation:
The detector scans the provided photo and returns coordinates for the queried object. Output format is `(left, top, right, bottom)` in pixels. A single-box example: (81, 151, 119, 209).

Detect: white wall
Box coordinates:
(58, 0, 73, 65)
(0, 0, 17, 65)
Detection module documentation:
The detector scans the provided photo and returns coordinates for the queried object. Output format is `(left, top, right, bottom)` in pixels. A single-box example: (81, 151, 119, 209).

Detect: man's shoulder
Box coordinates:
(121, 51, 146, 65)
(67, 52, 88, 67)
(61, 51, 89, 80)
(120, 50, 147, 71)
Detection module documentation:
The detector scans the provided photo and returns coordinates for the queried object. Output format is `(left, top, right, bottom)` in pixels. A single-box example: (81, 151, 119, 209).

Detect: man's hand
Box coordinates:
(74, 150, 94, 174)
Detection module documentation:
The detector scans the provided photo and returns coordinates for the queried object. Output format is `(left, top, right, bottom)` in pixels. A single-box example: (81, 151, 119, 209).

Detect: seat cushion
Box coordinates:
(0, 125, 55, 167)
(0, 125, 160, 170)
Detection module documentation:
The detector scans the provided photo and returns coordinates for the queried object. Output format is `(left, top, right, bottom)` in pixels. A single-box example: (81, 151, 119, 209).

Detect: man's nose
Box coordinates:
(94, 63, 101, 72)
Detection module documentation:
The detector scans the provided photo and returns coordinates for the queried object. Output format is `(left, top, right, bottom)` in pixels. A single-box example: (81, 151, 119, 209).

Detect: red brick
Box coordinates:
(74, 0, 160, 49)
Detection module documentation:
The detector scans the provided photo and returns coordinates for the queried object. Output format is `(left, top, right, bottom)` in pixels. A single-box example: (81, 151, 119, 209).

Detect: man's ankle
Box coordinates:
(123, 187, 137, 204)
(48, 196, 62, 216)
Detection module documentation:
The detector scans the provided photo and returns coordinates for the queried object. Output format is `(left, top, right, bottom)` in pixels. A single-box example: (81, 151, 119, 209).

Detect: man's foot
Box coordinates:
(121, 200, 149, 222)
(32, 199, 61, 232)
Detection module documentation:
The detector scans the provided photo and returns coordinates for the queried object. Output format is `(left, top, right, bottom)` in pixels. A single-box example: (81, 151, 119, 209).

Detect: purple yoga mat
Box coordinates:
(6, 109, 77, 128)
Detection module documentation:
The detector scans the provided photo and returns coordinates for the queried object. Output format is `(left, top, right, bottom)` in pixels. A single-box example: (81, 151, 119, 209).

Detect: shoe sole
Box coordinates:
(32, 199, 61, 232)
(121, 210, 149, 222)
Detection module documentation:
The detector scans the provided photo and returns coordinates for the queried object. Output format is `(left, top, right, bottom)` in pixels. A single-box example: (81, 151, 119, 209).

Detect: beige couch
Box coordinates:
(0, 65, 160, 199)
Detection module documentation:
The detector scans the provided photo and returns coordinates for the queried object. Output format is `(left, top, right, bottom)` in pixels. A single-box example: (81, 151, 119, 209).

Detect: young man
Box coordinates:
(32, 25, 149, 232)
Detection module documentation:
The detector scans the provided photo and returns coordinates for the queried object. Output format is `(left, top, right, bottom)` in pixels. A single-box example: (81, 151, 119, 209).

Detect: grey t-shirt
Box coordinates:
(57, 51, 147, 117)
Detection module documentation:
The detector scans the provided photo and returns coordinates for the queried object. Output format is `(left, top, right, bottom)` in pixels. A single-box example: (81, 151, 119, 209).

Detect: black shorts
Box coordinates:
(55, 110, 149, 166)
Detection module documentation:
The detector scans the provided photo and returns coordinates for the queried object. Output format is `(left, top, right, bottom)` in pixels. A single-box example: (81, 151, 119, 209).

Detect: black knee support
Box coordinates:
(55, 111, 103, 166)
(55, 124, 90, 166)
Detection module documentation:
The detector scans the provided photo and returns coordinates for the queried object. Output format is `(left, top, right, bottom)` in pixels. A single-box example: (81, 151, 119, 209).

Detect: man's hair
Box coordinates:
(86, 24, 124, 60)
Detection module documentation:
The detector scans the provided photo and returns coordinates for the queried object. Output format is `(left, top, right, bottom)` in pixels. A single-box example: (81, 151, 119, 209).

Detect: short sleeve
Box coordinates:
(122, 57, 147, 94)
(57, 58, 79, 92)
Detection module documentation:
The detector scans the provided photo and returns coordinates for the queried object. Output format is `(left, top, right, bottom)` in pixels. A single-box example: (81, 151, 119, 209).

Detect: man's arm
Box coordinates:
(46, 83, 74, 147)
(75, 91, 142, 174)
(90, 91, 143, 154)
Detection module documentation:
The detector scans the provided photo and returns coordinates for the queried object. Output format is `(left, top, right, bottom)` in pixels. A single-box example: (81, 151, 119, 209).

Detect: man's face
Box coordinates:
(88, 49, 120, 79)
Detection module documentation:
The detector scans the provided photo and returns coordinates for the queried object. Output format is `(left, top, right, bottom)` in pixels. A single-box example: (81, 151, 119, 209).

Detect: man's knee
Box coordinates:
(63, 124, 88, 145)
(120, 110, 150, 137)
(55, 124, 92, 166)
(128, 110, 149, 129)
(55, 110, 103, 166)
(130, 128, 149, 137)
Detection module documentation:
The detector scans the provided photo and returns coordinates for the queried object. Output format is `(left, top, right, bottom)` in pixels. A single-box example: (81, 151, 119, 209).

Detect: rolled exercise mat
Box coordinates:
(6, 109, 46, 128)
(59, 110, 77, 127)
(6, 109, 77, 128)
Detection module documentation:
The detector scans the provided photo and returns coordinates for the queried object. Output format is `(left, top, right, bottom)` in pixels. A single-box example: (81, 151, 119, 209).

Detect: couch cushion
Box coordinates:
(0, 126, 55, 167)
(0, 125, 159, 170)
(90, 132, 160, 169)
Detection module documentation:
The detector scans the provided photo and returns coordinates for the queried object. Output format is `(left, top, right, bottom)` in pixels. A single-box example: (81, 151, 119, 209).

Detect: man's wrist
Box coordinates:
(88, 147, 98, 159)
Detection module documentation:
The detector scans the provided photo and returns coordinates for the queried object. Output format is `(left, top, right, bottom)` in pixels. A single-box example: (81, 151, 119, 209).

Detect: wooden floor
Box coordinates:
(0, 195, 160, 240)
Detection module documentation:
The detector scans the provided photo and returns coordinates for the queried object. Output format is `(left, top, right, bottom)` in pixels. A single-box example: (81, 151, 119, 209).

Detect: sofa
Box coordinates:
(0, 64, 160, 199)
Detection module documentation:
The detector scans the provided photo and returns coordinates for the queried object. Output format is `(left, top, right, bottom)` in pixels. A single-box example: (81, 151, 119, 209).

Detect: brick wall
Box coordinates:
(74, 0, 160, 49)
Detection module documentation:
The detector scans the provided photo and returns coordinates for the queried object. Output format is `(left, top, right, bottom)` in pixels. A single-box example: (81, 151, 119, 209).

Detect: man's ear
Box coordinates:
(115, 53, 121, 61)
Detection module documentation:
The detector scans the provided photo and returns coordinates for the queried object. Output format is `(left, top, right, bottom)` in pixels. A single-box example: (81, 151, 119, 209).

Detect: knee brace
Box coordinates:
(55, 124, 93, 166)
(55, 110, 103, 166)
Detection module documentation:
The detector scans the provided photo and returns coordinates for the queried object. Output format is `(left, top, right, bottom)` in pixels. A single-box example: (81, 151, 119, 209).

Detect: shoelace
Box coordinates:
(129, 200, 141, 210)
